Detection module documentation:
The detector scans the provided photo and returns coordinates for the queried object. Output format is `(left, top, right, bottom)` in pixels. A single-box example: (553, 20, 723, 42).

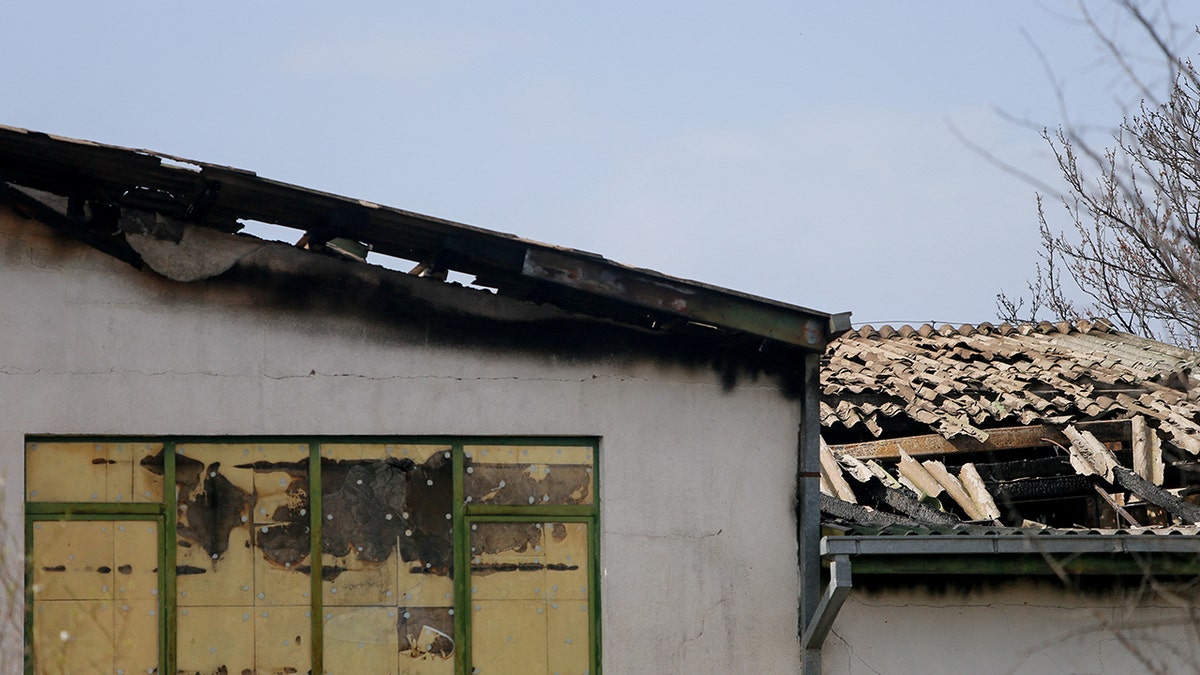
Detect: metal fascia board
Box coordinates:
(522, 247, 834, 350)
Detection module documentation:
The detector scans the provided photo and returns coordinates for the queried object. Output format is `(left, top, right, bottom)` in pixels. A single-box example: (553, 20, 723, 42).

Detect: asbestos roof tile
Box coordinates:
(822, 319, 1200, 448)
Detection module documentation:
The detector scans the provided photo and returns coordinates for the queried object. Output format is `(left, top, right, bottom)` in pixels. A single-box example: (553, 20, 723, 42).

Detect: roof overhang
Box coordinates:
(0, 125, 848, 352)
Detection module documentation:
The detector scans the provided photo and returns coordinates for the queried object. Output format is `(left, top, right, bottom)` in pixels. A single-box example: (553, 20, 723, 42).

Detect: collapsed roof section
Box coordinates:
(0, 125, 848, 355)
(823, 320, 1200, 445)
(819, 321, 1200, 536)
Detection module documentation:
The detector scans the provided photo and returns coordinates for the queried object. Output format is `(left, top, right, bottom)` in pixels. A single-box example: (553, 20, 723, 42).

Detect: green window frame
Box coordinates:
(24, 437, 601, 675)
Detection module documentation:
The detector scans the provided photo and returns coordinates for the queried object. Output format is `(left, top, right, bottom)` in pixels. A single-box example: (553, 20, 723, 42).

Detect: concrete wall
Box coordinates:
(825, 581, 1200, 674)
(0, 206, 805, 672)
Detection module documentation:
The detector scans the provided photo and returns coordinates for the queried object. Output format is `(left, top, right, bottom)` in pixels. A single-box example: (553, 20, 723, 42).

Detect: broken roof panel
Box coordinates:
(822, 320, 1200, 445)
(820, 321, 1200, 539)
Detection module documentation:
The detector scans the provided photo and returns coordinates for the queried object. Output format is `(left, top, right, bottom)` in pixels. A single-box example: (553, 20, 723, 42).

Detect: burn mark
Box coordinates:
(321, 457, 413, 563)
(471, 522, 542, 557)
(97, 566, 111, 574)
(238, 458, 312, 570)
(215, 245, 806, 397)
(91, 458, 116, 465)
(176, 461, 249, 561)
(400, 452, 454, 576)
(256, 518, 310, 568)
(398, 607, 454, 660)
(318, 452, 456, 577)
(464, 463, 591, 505)
(471, 562, 580, 573)
(234, 460, 308, 477)
(176, 565, 208, 575)
(294, 564, 348, 581)
(155, 445, 585, 589)
(41, 565, 65, 572)
(117, 564, 132, 575)
(139, 448, 205, 489)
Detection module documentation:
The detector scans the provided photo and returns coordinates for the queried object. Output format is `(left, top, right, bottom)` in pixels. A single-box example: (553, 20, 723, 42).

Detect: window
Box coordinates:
(25, 438, 599, 675)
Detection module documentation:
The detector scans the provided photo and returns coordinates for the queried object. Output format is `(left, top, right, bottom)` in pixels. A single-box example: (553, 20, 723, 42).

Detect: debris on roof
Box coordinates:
(819, 321, 1200, 536)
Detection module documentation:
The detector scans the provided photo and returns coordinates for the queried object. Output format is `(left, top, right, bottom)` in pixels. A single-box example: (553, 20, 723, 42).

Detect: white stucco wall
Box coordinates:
(0, 206, 806, 672)
(824, 581, 1200, 674)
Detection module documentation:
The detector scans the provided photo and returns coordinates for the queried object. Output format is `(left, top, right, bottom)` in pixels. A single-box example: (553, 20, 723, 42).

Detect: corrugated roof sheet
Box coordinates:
(822, 319, 1200, 451)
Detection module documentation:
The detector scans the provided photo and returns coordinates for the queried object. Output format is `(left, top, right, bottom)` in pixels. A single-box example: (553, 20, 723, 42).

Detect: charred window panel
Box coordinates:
(320, 444, 455, 674)
(24, 438, 598, 674)
(463, 445, 594, 506)
(174, 443, 312, 674)
(469, 522, 591, 675)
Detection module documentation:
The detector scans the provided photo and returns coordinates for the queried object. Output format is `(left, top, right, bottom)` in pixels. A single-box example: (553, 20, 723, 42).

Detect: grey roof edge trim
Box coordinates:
(0, 124, 848, 350)
(822, 534, 1200, 557)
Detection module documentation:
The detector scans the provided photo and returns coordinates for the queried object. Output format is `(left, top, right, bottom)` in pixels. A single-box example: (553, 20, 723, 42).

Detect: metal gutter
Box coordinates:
(823, 533, 1200, 557)
(799, 532, 1200, 665)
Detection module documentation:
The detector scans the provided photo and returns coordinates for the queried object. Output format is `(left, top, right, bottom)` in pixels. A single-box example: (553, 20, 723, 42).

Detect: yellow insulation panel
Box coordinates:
(26, 442, 164, 503)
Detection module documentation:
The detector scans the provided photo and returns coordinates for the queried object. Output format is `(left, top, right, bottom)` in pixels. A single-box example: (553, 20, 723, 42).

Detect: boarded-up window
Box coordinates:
(25, 438, 598, 674)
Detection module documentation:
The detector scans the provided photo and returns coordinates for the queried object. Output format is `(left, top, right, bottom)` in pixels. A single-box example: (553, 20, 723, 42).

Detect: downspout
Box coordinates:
(798, 351, 823, 673)
(801, 554, 853, 652)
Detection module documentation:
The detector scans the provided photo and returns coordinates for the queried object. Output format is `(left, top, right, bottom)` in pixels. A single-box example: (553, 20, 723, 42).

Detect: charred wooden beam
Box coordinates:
(972, 456, 1078, 482)
(819, 493, 921, 530)
(857, 476, 961, 526)
(989, 475, 1095, 502)
(1067, 426, 1200, 524)
(830, 419, 1132, 460)
(1113, 466, 1200, 523)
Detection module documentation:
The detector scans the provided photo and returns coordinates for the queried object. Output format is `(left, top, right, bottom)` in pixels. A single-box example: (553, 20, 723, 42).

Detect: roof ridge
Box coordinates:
(855, 318, 1115, 340)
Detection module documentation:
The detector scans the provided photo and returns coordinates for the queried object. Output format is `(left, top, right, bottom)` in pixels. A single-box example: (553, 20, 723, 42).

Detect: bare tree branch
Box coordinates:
(999, 2, 1200, 348)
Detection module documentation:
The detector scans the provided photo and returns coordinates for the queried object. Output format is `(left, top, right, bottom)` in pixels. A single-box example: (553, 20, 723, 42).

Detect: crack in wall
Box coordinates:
(607, 529, 724, 541)
(0, 366, 780, 393)
(828, 627, 882, 675)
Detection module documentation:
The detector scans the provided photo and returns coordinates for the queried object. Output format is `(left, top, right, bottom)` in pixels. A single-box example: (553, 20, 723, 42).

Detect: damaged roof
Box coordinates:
(0, 124, 848, 353)
(822, 319, 1200, 449)
(819, 320, 1200, 557)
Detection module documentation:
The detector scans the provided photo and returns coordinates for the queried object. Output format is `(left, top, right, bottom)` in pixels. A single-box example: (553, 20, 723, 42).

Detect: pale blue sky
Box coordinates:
(2, 2, 1188, 325)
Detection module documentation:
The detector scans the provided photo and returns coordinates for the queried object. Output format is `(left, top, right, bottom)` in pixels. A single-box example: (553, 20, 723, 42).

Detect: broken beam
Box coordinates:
(831, 420, 1132, 460)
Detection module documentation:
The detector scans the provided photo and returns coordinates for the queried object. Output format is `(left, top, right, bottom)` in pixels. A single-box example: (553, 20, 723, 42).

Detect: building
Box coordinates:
(0, 126, 848, 674)
(817, 321, 1200, 674)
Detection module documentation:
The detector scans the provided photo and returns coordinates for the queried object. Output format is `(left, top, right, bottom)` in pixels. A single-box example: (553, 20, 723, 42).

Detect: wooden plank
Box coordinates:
(1113, 466, 1200, 524)
(831, 419, 1132, 460)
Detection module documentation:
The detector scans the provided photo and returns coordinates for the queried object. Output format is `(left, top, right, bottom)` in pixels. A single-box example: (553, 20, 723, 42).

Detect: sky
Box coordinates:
(2, 2, 1192, 327)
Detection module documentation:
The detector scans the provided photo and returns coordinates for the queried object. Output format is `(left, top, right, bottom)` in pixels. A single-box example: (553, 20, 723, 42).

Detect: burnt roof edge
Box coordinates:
(0, 124, 847, 352)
